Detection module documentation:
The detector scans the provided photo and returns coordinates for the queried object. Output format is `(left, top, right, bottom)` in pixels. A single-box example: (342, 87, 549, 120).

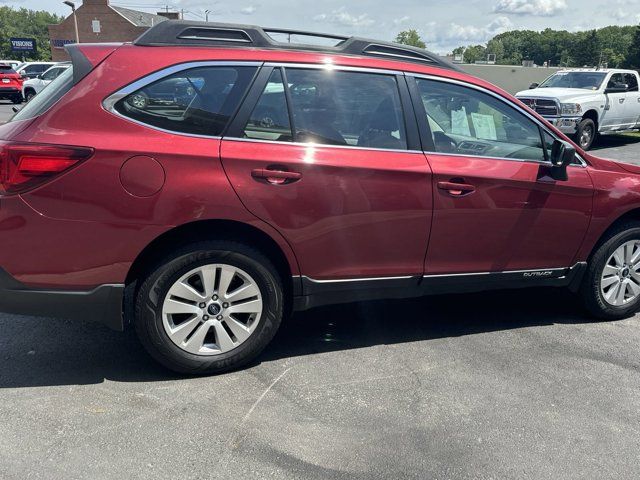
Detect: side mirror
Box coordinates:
(605, 84, 628, 93)
(529, 82, 539, 89)
(549, 139, 576, 181)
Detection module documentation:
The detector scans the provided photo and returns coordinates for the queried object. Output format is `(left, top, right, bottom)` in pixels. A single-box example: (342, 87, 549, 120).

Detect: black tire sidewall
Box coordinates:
(582, 226, 640, 319)
(576, 118, 596, 150)
(135, 242, 283, 374)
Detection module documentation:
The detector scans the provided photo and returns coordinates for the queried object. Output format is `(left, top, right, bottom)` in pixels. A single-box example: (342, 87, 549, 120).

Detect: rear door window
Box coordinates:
(114, 66, 257, 137)
(242, 69, 293, 142)
(284, 68, 408, 150)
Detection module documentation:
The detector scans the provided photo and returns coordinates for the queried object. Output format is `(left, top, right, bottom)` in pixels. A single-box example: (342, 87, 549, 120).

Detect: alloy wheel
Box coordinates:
(600, 240, 640, 306)
(161, 264, 263, 355)
(580, 125, 593, 149)
(129, 93, 147, 109)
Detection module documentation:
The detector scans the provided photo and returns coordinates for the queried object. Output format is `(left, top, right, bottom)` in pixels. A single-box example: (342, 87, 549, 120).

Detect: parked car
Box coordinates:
(2, 20, 640, 374)
(15, 61, 56, 80)
(124, 76, 205, 111)
(0, 60, 22, 70)
(516, 69, 640, 150)
(0, 64, 23, 104)
(22, 63, 71, 102)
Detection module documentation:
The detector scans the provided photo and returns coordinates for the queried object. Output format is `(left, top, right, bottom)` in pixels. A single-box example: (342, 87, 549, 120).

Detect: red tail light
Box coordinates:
(0, 141, 94, 195)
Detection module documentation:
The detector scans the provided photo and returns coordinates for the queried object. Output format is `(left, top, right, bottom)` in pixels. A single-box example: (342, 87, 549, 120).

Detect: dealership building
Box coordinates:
(48, 0, 178, 61)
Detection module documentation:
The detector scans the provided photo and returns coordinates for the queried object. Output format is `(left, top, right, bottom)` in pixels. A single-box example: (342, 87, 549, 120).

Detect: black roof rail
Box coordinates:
(134, 20, 460, 72)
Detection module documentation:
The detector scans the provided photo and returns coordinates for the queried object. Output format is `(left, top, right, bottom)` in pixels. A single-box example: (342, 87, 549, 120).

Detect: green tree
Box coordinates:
(451, 24, 637, 68)
(624, 25, 640, 69)
(486, 38, 505, 62)
(601, 47, 625, 68)
(463, 45, 486, 63)
(0, 6, 62, 61)
(394, 29, 426, 49)
(573, 30, 600, 67)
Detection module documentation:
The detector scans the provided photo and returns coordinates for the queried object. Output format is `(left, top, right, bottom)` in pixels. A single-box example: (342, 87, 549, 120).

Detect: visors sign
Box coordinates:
(9, 38, 36, 53)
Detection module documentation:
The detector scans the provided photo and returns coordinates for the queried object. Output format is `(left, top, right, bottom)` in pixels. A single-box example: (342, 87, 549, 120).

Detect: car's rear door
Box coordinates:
(407, 75, 593, 275)
(220, 65, 432, 281)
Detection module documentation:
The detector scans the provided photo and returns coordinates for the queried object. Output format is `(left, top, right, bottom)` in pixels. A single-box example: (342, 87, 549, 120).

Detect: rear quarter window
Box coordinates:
(113, 66, 258, 137)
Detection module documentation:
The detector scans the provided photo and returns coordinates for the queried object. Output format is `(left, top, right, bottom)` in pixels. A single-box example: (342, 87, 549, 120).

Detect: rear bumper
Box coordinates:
(0, 87, 20, 95)
(0, 268, 124, 330)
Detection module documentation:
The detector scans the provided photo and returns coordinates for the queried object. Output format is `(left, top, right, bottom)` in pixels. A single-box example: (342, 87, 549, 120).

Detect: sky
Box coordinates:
(3, 0, 640, 53)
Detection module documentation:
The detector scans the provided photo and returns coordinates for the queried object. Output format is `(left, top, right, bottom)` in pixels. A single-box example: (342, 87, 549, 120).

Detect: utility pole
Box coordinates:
(63, 1, 79, 44)
(205, 10, 210, 22)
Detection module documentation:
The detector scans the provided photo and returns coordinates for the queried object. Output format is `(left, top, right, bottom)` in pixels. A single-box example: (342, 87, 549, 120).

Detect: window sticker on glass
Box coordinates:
(470, 112, 497, 140)
(451, 107, 471, 136)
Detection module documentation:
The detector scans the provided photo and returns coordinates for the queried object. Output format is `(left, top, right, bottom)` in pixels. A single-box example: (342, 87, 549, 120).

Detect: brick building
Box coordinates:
(48, 0, 177, 61)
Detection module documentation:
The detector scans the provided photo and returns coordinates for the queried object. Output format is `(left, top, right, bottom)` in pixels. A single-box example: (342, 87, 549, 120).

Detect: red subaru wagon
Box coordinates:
(1, 21, 640, 374)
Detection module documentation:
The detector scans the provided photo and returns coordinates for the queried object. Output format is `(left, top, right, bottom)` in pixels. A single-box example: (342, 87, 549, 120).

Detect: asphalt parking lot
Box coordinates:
(2, 100, 640, 479)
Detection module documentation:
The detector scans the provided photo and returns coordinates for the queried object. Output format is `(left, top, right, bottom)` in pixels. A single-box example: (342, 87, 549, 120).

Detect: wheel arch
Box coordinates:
(124, 219, 300, 319)
(582, 109, 599, 129)
(586, 208, 640, 261)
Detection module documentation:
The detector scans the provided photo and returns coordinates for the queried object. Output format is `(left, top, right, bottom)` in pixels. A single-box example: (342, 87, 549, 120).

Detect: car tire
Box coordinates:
(11, 95, 22, 104)
(580, 222, 640, 320)
(575, 118, 596, 150)
(128, 92, 148, 110)
(24, 90, 36, 102)
(134, 240, 283, 375)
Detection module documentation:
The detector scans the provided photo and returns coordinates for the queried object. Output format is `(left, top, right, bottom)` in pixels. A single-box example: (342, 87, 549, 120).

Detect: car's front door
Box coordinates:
(622, 73, 640, 128)
(408, 76, 594, 275)
(221, 66, 432, 281)
(601, 73, 633, 130)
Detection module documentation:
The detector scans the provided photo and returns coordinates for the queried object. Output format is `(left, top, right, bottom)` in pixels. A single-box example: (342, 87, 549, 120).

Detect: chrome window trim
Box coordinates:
(230, 62, 416, 153)
(224, 136, 423, 154)
(262, 62, 402, 76)
(409, 73, 588, 168)
(102, 61, 262, 139)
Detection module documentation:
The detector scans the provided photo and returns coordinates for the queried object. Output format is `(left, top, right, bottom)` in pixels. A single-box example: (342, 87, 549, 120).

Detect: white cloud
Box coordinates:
(393, 16, 411, 26)
(493, 0, 568, 16)
(423, 16, 513, 47)
(611, 9, 626, 21)
(610, 8, 640, 22)
(240, 6, 257, 15)
(313, 7, 375, 28)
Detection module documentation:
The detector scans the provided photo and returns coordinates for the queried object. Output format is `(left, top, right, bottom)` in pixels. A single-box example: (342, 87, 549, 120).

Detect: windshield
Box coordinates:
(11, 66, 73, 122)
(538, 72, 607, 90)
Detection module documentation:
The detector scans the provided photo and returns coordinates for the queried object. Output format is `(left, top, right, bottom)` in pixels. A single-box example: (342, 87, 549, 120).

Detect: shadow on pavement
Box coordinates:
(0, 287, 604, 389)
(591, 134, 640, 151)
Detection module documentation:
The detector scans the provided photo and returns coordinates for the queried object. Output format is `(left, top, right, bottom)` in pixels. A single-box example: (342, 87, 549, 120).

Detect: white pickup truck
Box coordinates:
(515, 69, 640, 150)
